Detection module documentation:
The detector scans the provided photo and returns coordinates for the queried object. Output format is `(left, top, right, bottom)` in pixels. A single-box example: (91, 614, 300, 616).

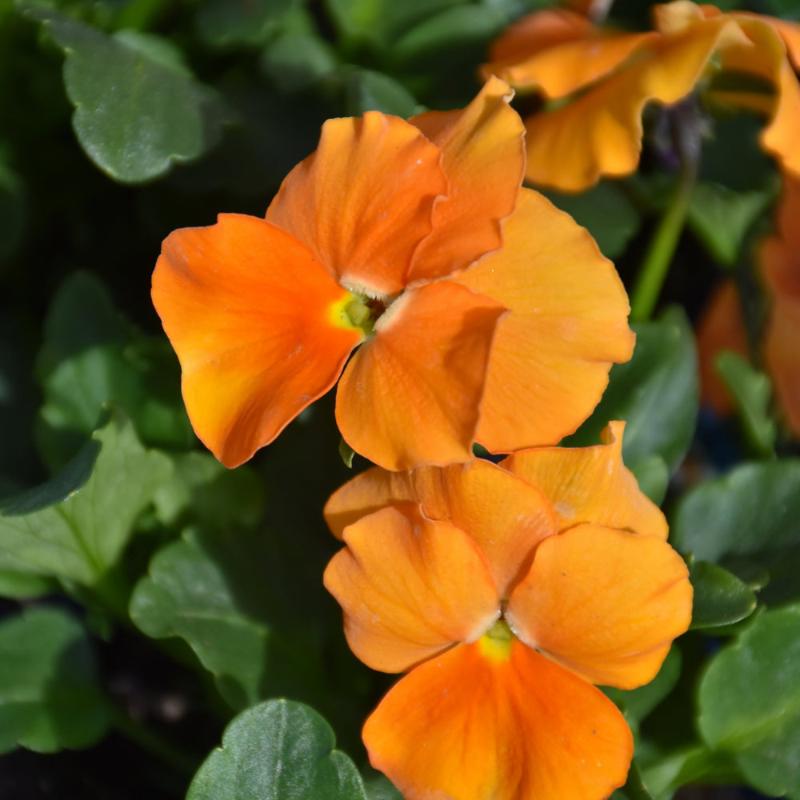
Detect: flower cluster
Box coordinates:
(153, 36, 694, 800)
(484, 1, 800, 191)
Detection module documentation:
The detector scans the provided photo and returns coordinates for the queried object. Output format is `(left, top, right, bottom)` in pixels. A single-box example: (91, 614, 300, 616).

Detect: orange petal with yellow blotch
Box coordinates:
(407, 76, 525, 282)
(152, 214, 362, 468)
(524, 15, 747, 190)
(266, 112, 446, 296)
(335, 280, 506, 471)
(455, 188, 634, 452)
(696, 280, 749, 417)
(324, 506, 499, 673)
(324, 459, 558, 594)
(502, 421, 667, 538)
(364, 640, 633, 800)
(485, 9, 654, 99)
(507, 524, 692, 690)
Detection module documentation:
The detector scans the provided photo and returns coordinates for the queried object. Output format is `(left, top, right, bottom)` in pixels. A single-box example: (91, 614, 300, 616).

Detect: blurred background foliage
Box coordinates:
(1, 0, 800, 797)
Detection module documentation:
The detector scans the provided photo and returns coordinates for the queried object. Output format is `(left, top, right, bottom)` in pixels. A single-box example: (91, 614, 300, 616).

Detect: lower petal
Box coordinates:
(364, 640, 632, 800)
(152, 214, 361, 467)
(335, 281, 505, 470)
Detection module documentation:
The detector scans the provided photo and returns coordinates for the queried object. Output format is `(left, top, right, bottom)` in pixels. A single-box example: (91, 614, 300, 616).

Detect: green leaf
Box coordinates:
(344, 68, 420, 116)
(131, 526, 312, 709)
(261, 32, 338, 93)
(689, 559, 757, 630)
(187, 699, 368, 799)
(687, 182, 773, 266)
(544, 182, 641, 259)
(699, 604, 800, 796)
(0, 149, 27, 265)
(641, 746, 739, 800)
(715, 350, 777, 458)
(22, 5, 224, 183)
(0, 412, 171, 586)
(195, 0, 293, 48)
(36, 271, 194, 467)
(566, 307, 699, 475)
(152, 452, 264, 533)
(364, 775, 401, 800)
(0, 607, 109, 753)
(672, 459, 800, 562)
(0, 569, 55, 599)
(629, 455, 670, 506)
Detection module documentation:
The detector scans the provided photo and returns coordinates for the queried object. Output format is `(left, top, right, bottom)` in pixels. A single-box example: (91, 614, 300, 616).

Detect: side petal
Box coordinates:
(507, 524, 692, 690)
(364, 640, 633, 800)
(266, 112, 447, 296)
(455, 188, 634, 453)
(524, 16, 748, 190)
(323, 506, 499, 673)
(152, 214, 361, 467)
(407, 76, 525, 282)
(502, 421, 668, 539)
(335, 281, 506, 470)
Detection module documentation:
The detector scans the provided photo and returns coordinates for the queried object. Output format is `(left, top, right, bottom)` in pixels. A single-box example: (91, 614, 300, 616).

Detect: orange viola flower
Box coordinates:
(698, 176, 800, 435)
(324, 422, 692, 800)
(152, 78, 634, 470)
(484, 2, 800, 191)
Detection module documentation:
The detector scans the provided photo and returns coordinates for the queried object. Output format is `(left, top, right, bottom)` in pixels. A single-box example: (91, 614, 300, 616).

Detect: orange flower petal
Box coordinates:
(524, 15, 747, 190)
(486, 9, 654, 99)
(696, 280, 749, 417)
(324, 459, 558, 593)
(502, 421, 668, 539)
(507, 524, 692, 689)
(408, 76, 525, 282)
(335, 280, 506, 470)
(364, 640, 633, 800)
(266, 112, 447, 296)
(151, 214, 361, 467)
(455, 188, 634, 452)
(324, 506, 499, 673)
(761, 177, 800, 436)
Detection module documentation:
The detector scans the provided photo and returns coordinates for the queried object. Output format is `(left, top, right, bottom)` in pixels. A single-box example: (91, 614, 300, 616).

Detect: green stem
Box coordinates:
(109, 704, 198, 777)
(630, 164, 696, 322)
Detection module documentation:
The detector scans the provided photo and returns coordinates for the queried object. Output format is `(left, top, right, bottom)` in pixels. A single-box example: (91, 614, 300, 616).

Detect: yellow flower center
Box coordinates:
(478, 618, 515, 663)
(328, 292, 386, 336)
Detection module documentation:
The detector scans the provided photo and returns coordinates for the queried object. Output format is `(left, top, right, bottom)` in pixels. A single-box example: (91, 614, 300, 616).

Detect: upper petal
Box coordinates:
(485, 9, 655, 99)
(324, 505, 499, 673)
(151, 214, 361, 467)
(507, 523, 692, 689)
(335, 280, 506, 470)
(407, 76, 525, 282)
(364, 639, 633, 800)
(266, 112, 447, 296)
(324, 459, 558, 595)
(502, 421, 667, 538)
(524, 15, 748, 190)
(455, 188, 634, 452)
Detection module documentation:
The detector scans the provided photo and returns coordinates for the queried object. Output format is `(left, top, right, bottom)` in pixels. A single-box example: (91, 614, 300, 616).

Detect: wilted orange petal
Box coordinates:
(335, 280, 505, 470)
(266, 112, 446, 296)
(408, 76, 525, 282)
(364, 640, 633, 800)
(696, 281, 749, 417)
(152, 214, 361, 468)
(455, 188, 634, 452)
(525, 15, 747, 190)
(502, 421, 667, 538)
(507, 524, 692, 690)
(324, 506, 499, 673)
